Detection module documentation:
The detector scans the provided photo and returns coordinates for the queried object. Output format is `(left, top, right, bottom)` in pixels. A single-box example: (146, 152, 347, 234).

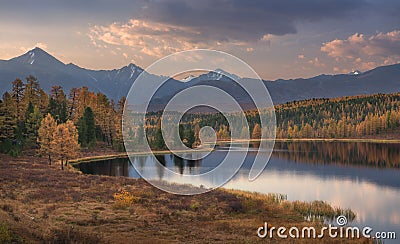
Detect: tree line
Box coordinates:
(0, 76, 125, 168)
(1, 76, 400, 163)
(274, 93, 400, 138)
(141, 93, 400, 144)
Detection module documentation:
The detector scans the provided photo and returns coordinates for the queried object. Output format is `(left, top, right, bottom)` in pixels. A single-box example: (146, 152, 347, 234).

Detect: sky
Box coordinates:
(0, 0, 399, 80)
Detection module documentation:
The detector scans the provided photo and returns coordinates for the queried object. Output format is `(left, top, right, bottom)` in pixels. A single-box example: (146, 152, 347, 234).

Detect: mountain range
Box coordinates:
(1, 47, 399, 106)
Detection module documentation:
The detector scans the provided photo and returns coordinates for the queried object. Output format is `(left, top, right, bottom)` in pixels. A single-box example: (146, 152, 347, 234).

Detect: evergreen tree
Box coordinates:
(154, 120, 165, 150)
(78, 107, 96, 147)
(0, 93, 16, 140)
(0, 94, 17, 153)
(22, 75, 41, 113)
(11, 78, 25, 123)
(25, 106, 43, 148)
(48, 86, 68, 123)
(185, 127, 195, 148)
(78, 116, 87, 146)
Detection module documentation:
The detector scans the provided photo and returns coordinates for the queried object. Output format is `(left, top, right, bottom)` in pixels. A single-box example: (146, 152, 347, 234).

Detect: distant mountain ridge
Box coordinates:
(1, 47, 399, 106)
(0, 47, 144, 100)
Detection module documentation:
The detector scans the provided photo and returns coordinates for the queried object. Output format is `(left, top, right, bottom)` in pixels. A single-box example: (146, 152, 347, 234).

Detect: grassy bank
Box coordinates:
(0, 153, 370, 243)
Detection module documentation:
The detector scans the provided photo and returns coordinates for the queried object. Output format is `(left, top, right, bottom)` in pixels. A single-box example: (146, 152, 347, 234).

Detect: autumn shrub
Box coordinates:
(7, 148, 21, 157)
(242, 197, 263, 213)
(113, 190, 139, 209)
(292, 200, 356, 222)
(0, 223, 11, 243)
(190, 201, 201, 211)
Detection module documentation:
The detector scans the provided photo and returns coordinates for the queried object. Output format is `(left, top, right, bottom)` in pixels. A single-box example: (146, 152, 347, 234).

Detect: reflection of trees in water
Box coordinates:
(187, 159, 200, 174)
(273, 142, 400, 168)
(132, 154, 204, 177)
(171, 155, 202, 175)
(136, 156, 147, 172)
(155, 155, 166, 180)
(174, 156, 185, 175)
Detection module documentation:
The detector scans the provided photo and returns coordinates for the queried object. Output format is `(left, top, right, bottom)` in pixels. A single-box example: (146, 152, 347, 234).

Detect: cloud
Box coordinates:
(88, 19, 257, 57)
(298, 54, 305, 59)
(139, 0, 366, 41)
(20, 42, 48, 52)
(88, 19, 206, 57)
(261, 34, 272, 42)
(308, 57, 325, 67)
(88, 0, 368, 57)
(321, 30, 400, 69)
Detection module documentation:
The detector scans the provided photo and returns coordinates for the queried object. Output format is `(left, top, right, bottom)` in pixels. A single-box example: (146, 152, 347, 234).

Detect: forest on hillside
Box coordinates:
(0, 76, 125, 163)
(274, 94, 400, 138)
(163, 93, 400, 140)
(1, 76, 400, 160)
(175, 93, 400, 140)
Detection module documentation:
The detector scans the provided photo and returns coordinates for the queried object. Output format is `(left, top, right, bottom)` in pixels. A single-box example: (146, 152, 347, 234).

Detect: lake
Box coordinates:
(75, 141, 400, 241)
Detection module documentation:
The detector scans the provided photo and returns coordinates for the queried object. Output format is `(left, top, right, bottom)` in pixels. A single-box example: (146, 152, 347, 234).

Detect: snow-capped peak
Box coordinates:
(350, 70, 362, 76)
(10, 47, 65, 67)
(25, 51, 35, 65)
(129, 65, 136, 79)
(206, 69, 239, 81)
(181, 75, 196, 82)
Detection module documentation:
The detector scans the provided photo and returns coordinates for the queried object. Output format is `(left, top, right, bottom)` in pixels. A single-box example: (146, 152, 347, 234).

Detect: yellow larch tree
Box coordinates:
(37, 113, 57, 165)
(51, 120, 80, 170)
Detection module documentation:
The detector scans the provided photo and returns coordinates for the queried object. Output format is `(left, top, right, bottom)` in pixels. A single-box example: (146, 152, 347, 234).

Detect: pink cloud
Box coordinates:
(88, 19, 264, 58)
(321, 30, 400, 69)
(88, 19, 202, 57)
(308, 57, 325, 67)
(297, 54, 305, 59)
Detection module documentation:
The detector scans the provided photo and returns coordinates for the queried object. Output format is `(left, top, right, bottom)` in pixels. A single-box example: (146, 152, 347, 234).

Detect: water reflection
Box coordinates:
(273, 141, 400, 169)
(76, 142, 400, 187)
(75, 141, 400, 242)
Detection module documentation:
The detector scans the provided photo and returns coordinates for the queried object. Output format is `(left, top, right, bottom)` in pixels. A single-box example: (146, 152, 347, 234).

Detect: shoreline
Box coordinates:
(274, 138, 400, 143)
(69, 148, 214, 165)
(0, 153, 364, 243)
(220, 138, 400, 143)
(70, 138, 400, 164)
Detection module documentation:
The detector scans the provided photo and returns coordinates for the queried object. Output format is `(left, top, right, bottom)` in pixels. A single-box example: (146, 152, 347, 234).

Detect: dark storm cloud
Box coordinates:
(136, 0, 369, 42)
(3, 0, 399, 43)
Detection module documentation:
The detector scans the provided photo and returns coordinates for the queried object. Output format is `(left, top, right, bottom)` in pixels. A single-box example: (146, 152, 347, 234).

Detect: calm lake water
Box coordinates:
(76, 141, 400, 241)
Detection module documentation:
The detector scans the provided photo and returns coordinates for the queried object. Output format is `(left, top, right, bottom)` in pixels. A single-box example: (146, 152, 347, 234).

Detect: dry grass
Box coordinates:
(0, 153, 370, 243)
